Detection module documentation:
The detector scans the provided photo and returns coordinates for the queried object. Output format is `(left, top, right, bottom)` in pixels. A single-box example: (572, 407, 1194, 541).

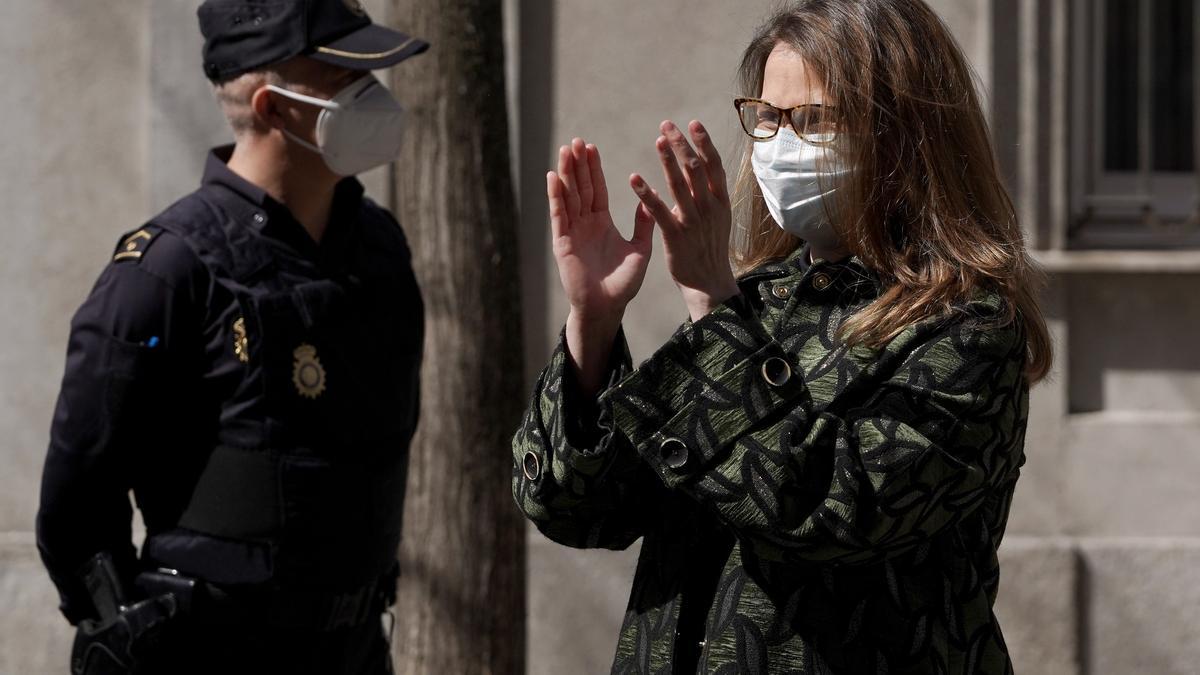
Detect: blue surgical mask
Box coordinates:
(750, 127, 851, 249)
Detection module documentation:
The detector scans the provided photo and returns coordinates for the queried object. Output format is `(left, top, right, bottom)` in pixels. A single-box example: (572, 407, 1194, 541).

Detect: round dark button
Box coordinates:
(812, 272, 833, 291)
(659, 438, 689, 469)
(761, 356, 792, 387)
(522, 451, 541, 481)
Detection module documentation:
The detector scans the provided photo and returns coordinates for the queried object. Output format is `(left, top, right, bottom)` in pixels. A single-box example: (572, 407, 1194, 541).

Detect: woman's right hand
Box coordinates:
(550, 138, 654, 324)
(549, 138, 654, 397)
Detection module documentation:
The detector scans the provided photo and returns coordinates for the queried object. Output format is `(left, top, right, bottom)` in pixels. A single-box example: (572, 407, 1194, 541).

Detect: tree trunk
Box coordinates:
(383, 1, 526, 673)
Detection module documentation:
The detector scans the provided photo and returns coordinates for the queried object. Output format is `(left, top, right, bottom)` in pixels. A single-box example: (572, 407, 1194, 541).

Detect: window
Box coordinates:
(1070, 0, 1199, 248)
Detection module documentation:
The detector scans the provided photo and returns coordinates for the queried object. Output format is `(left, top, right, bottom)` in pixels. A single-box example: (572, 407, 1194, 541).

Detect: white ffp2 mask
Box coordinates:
(266, 75, 406, 177)
(750, 127, 851, 249)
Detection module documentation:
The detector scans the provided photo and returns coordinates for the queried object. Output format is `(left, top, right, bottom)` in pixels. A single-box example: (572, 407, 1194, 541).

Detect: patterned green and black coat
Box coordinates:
(512, 247, 1028, 674)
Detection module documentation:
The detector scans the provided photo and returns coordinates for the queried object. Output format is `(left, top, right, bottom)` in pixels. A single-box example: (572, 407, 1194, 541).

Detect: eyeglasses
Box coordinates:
(733, 97, 840, 144)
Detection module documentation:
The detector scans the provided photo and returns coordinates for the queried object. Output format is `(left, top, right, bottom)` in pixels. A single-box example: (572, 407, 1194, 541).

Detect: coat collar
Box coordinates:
(738, 243, 882, 295)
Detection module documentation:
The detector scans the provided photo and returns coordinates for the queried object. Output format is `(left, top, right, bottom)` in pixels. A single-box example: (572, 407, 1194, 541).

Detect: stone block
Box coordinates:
(527, 531, 639, 675)
(995, 537, 1080, 675)
(0, 535, 75, 675)
(1080, 539, 1200, 675)
(1063, 417, 1200, 536)
(1005, 420, 1072, 538)
(1065, 274, 1200, 415)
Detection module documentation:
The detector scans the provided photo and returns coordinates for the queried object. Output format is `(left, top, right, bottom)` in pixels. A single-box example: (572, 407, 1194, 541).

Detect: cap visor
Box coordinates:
(309, 24, 429, 70)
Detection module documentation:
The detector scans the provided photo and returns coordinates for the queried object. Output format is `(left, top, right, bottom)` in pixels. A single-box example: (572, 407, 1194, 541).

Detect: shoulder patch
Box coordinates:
(112, 225, 164, 263)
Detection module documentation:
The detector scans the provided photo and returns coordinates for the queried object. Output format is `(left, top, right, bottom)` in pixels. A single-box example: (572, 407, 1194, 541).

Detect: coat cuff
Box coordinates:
(602, 294, 808, 488)
(519, 326, 634, 497)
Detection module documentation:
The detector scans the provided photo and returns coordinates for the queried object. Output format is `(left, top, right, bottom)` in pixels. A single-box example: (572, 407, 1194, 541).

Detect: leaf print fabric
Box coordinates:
(513, 248, 1026, 674)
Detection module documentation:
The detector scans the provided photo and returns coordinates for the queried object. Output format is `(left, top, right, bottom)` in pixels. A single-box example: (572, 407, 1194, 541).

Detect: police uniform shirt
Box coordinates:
(36, 145, 424, 622)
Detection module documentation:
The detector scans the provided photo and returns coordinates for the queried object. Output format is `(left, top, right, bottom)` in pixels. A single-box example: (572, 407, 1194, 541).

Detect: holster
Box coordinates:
(69, 594, 178, 675)
(69, 554, 189, 675)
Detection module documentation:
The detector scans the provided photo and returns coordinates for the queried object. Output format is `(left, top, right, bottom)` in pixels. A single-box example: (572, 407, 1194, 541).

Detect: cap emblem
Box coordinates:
(293, 343, 327, 399)
(343, 0, 367, 17)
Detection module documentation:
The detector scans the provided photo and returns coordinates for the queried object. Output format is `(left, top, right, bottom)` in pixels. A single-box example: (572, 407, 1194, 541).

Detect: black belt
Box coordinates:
(138, 565, 397, 633)
(203, 581, 386, 631)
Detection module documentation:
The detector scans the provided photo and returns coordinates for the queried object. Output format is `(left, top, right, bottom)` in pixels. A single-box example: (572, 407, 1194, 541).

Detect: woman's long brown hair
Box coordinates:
(732, 0, 1052, 382)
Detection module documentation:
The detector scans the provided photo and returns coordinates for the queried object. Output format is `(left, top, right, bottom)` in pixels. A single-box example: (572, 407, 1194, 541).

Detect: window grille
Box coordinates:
(1070, 0, 1199, 248)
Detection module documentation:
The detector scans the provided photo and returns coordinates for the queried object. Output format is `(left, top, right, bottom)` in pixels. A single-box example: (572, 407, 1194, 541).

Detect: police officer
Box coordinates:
(36, 1, 428, 673)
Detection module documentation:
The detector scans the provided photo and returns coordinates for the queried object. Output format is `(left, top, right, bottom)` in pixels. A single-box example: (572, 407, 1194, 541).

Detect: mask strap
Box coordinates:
(263, 85, 332, 156)
(264, 84, 340, 111)
(280, 128, 323, 156)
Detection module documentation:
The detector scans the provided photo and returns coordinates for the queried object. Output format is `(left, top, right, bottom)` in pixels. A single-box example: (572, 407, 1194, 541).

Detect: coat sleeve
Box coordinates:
(511, 328, 666, 550)
(37, 231, 201, 623)
(600, 293, 1028, 566)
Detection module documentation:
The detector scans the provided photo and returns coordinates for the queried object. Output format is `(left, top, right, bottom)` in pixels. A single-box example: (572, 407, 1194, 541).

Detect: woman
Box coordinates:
(512, 0, 1051, 672)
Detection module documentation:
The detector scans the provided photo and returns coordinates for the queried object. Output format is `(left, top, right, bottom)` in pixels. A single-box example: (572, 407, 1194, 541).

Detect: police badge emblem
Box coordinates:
(343, 0, 367, 16)
(232, 317, 249, 363)
(292, 344, 327, 399)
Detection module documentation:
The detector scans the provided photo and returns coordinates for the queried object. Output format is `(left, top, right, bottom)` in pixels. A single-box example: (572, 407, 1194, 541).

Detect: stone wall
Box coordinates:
(1, 1, 151, 672)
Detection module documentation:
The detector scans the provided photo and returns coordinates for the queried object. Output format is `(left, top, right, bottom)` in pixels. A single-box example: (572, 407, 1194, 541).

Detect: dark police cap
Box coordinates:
(199, 0, 429, 82)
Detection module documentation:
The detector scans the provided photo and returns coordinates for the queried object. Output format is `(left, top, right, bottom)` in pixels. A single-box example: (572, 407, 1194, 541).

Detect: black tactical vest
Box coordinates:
(141, 184, 423, 594)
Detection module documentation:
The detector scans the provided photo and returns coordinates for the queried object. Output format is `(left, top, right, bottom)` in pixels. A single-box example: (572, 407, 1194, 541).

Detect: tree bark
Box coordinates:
(383, 1, 526, 673)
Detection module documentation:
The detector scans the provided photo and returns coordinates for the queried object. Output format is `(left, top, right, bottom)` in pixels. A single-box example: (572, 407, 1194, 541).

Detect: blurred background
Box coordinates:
(1, 0, 1197, 673)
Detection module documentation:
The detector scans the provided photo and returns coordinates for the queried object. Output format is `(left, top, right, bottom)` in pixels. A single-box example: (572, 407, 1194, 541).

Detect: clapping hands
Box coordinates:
(549, 122, 739, 396)
(548, 139, 655, 329)
(630, 120, 738, 322)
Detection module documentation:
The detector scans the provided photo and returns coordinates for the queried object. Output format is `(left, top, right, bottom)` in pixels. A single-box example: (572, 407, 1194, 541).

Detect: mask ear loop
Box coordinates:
(383, 608, 397, 673)
(264, 84, 341, 111)
(264, 84, 340, 155)
(278, 128, 323, 155)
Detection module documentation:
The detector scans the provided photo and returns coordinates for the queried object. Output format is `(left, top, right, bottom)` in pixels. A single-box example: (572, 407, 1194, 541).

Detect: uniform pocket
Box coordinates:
(101, 334, 166, 426)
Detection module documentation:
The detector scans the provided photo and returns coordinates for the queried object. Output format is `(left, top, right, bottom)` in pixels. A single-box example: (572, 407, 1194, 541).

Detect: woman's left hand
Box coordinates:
(630, 120, 740, 322)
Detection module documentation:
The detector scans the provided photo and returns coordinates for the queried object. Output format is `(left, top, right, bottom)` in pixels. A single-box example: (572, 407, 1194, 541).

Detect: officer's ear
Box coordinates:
(250, 86, 288, 133)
